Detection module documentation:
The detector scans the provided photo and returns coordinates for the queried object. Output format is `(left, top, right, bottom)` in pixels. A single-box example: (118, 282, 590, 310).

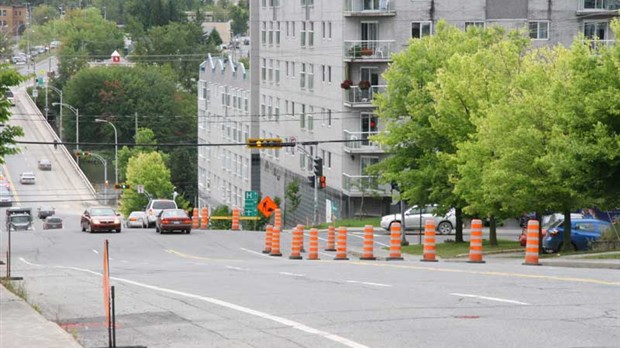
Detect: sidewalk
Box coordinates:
(0, 283, 83, 348)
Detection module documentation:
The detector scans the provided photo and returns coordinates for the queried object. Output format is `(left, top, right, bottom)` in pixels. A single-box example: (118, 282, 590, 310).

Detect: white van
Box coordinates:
(145, 199, 177, 227)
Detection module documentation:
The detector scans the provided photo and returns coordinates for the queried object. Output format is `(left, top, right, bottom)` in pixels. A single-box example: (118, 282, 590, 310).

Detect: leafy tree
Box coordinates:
(120, 151, 175, 216)
(229, 4, 248, 36)
(124, 0, 181, 30)
(206, 29, 223, 47)
(210, 205, 232, 230)
(284, 180, 300, 226)
(0, 66, 24, 162)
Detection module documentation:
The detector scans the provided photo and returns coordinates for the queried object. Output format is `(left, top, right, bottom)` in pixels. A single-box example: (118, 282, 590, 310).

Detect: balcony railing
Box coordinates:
(344, 40, 396, 60)
(342, 174, 391, 197)
(344, 130, 384, 153)
(344, 0, 396, 16)
(344, 85, 385, 106)
(577, 0, 620, 14)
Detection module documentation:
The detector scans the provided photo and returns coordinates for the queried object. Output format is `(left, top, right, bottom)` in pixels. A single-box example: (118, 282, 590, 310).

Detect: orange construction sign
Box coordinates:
(258, 196, 278, 218)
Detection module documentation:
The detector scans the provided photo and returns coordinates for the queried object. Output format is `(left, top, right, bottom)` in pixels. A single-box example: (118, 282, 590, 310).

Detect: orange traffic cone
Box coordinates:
(334, 226, 349, 260)
(191, 208, 199, 229)
(200, 207, 209, 229)
(421, 219, 438, 262)
(263, 225, 273, 254)
(468, 219, 485, 263)
(325, 225, 336, 251)
(360, 225, 376, 260)
(523, 219, 541, 266)
(231, 207, 240, 231)
(387, 222, 403, 261)
(307, 228, 319, 260)
(274, 209, 282, 230)
(289, 226, 303, 260)
(270, 226, 282, 257)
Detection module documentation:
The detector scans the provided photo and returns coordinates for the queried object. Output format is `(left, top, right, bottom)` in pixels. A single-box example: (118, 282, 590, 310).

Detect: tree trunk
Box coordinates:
(455, 207, 464, 243)
(489, 215, 498, 246)
(562, 209, 572, 252)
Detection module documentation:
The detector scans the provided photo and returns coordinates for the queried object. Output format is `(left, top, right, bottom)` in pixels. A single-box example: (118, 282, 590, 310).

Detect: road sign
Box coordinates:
(136, 185, 144, 194)
(32, 89, 38, 98)
(258, 196, 278, 218)
(245, 191, 258, 202)
(244, 207, 258, 217)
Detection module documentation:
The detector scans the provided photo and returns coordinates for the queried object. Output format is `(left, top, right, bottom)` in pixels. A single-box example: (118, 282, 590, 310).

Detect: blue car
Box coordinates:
(542, 218, 611, 253)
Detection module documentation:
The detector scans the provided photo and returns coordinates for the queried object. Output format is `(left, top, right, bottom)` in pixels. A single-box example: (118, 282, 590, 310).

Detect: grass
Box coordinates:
(400, 239, 522, 258)
(314, 217, 381, 229)
(0, 278, 42, 314)
(582, 253, 620, 259)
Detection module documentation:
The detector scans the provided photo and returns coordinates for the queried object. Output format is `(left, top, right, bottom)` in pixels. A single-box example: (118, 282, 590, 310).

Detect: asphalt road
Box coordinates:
(1, 80, 619, 348)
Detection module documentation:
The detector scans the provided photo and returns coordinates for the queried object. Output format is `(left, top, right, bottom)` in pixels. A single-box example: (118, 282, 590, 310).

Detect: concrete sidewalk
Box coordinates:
(0, 282, 83, 348)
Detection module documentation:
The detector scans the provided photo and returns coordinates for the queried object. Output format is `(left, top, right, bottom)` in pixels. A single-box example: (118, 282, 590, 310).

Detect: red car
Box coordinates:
(155, 209, 192, 234)
(81, 207, 121, 233)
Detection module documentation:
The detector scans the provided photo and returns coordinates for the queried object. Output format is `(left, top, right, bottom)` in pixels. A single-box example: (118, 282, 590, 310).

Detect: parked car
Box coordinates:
(43, 216, 63, 230)
(380, 205, 456, 234)
(145, 199, 178, 227)
(81, 207, 121, 233)
(38, 159, 52, 170)
(5, 90, 15, 106)
(519, 213, 584, 247)
(19, 172, 36, 184)
(0, 186, 12, 207)
(37, 206, 55, 219)
(542, 218, 611, 253)
(155, 209, 192, 234)
(126, 211, 147, 228)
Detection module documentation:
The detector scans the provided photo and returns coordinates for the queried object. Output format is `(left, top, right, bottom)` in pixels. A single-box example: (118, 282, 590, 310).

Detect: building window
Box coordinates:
(269, 21, 274, 45)
(268, 59, 273, 82)
(328, 22, 332, 39)
(276, 22, 281, 45)
(308, 106, 314, 131)
(261, 58, 266, 81)
(275, 98, 280, 122)
(583, 0, 608, 9)
(301, 22, 306, 46)
(300, 104, 306, 129)
(327, 66, 331, 83)
(308, 22, 314, 47)
(465, 21, 485, 29)
(412, 21, 432, 38)
(275, 60, 280, 84)
(300, 63, 306, 89)
(307, 64, 314, 90)
(292, 21, 296, 38)
(322, 21, 326, 38)
(529, 21, 549, 40)
(327, 152, 332, 168)
(584, 21, 608, 40)
(261, 22, 266, 44)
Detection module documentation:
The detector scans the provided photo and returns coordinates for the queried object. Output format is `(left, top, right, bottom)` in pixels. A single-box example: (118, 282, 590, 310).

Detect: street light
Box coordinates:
(52, 102, 78, 154)
(47, 86, 63, 140)
(95, 119, 118, 185)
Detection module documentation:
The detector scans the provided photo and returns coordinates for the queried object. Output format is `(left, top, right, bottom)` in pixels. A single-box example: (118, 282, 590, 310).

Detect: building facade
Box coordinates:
(199, 0, 618, 226)
(197, 54, 258, 210)
(0, 5, 28, 36)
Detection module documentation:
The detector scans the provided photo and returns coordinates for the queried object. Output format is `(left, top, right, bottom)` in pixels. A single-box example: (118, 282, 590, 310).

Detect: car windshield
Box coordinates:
(11, 216, 29, 223)
(153, 201, 176, 209)
(91, 208, 115, 216)
(162, 210, 186, 218)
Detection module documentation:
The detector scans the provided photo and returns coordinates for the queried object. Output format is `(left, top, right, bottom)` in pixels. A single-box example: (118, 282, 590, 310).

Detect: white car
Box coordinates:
(19, 172, 36, 185)
(380, 205, 456, 234)
(126, 211, 147, 228)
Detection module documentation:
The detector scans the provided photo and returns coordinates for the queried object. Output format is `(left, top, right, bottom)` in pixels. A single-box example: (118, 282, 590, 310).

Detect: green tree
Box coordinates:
(229, 4, 248, 36)
(0, 66, 24, 162)
(120, 151, 175, 216)
(284, 180, 301, 226)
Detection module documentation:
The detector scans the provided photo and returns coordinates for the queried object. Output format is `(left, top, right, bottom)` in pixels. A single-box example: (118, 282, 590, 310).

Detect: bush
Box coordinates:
(210, 205, 232, 230)
(600, 222, 620, 241)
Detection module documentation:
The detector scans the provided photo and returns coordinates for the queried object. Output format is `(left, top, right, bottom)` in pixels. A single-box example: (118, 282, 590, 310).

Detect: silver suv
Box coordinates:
(145, 199, 177, 227)
(380, 205, 456, 235)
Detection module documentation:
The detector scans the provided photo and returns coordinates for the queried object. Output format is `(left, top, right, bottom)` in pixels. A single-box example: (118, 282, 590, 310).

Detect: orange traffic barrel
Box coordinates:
(421, 219, 438, 262)
(191, 208, 199, 229)
(270, 226, 282, 257)
(360, 225, 376, 260)
(263, 225, 273, 254)
(200, 207, 209, 229)
(289, 226, 303, 260)
(231, 207, 240, 231)
(387, 222, 403, 261)
(297, 224, 305, 252)
(468, 219, 485, 263)
(307, 228, 319, 260)
(325, 225, 336, 251)
(523, 219, 541, 266)
(274, 209, 282, 230)
(334, 226, 349, 260)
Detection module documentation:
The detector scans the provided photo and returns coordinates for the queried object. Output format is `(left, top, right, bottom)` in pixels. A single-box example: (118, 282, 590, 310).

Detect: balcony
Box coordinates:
(577, 0, 620, 16)
(344, 40, 396, 61)
(344, 130, 384, 154)
(343, 85, 385, 107)
(342, 174, 391, 197)
(344, 0, 396, 17)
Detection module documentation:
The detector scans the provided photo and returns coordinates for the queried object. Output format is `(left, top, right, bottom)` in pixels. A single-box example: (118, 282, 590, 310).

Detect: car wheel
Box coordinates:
(87, 223, 93, 233)
(81, 223, 86, 232)
(437, 221, 453, 235)
(116, 229, 121, 233)
(186, 229, 191, 234)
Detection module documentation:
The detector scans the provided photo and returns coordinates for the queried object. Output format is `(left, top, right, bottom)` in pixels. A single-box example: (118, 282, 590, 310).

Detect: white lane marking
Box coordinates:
(18, 258, 368, 348)
(92, 249, 99, 254)
(346, 232, 390, 247)
(450, 293, 530, 305)
(19, 257, 39, 266)
(226, 266, 247, 271)
(279, 272, 305, 277)
(240, 247, 271, 258)
(346, 280, 392, 288)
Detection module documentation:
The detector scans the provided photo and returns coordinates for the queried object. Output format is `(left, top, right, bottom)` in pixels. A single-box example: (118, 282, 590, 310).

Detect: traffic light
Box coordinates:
(114, 183, 130, 190)
(74, 151, 91, 157)
(313, 157, 323, 177)
(319, 175, 327, 189)
(247, 138, 284, 149)
(307, 176, 315, 188)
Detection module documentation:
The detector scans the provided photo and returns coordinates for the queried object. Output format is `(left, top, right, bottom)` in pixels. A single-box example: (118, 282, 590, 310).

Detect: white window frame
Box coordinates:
(411, 21, 432, 38)
(529, 21, 549, 40)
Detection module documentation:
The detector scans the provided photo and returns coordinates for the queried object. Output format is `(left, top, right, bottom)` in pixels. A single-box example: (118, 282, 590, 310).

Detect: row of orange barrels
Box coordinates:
(262, 219, 544, 265)
(191, 207, 244, 231)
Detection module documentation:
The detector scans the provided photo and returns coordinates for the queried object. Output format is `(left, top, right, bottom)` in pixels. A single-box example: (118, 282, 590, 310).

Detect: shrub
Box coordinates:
(210, 205, 232, 230)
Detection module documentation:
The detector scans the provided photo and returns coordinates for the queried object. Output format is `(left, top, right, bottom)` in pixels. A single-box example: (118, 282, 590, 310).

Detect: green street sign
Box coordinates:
(245, 190, 258, 201)
(244, 208, 258, 217)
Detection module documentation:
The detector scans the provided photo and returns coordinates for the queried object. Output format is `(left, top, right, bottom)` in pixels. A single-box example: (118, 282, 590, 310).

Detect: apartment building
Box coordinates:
(197, 0, 618, 226)
(0, 4, 28, 36)
(197, 54, 258, 210)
